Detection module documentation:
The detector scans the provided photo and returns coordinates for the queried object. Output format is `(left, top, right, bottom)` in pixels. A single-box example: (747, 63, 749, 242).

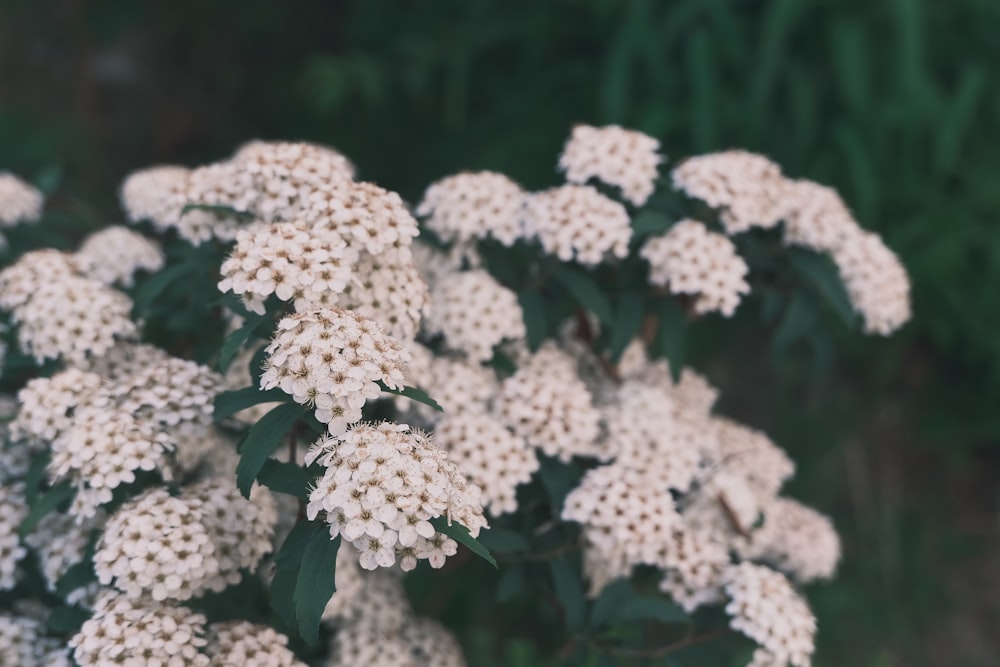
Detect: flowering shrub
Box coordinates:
(0, 126, 909, 665)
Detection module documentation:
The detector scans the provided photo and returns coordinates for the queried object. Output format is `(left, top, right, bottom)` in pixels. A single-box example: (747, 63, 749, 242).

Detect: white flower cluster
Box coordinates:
(397, 344, 499, 423)
(425, 269, 526, 361)
(51, 405, 175, 520)
(738, 497, 840, 583)
(0, 249, 139, 363)
(260, 308, 409, 435)
(417, 171, 526, 246)
(671, 149, 911, 334)
(70, 590, 212, 666)
(558, 124, 662, 206)
(523, 185, 631, 266)
(0, 171, 44, 226)
(305, 422, 487, 571)
(640, 219, 750, 316)
(492, 343, 603, 461)
(94, 480, 275, 601)
(0, 485, 28, 590)
(723, 563, 816, 667)
(206, 620, 306, 667)
(0, 613, 71, 666)
(25, 511, 105, 604)
(672, 150, 787, 234)
(325, 549, 467, 667)
(433, 412, 538, 516)
(75, 225, 165, 287)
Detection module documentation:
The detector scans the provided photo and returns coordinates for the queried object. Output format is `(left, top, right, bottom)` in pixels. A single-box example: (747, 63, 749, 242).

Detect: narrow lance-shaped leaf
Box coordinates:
(235, 402, 308, 498)
(430, 516, 497, 569)
(608, 292, 645, 362)
(518, 289, 548, 351)
(257, 459, 312, 502)
(218, 310, 269, 373)
(293, 532, 341, 645)
(270, 520, 325, 631)
(786, 250, 856, 327)
(552, 265, 613, 324)
(654, 297, 687, 383)
(214, 386, 288, 420)
(377, 382, 443, 412)
(549, 556, 586, 631)
(20, 480, 74, 536)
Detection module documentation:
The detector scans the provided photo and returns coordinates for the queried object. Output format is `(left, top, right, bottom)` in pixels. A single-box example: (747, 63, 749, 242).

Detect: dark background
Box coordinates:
(2, 1, 999, 664)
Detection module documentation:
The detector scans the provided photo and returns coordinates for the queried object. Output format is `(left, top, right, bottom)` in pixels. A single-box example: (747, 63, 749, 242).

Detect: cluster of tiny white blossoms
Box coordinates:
(522, 184, 632, 266)
(737, 497, 841, 583)
(305, 422, 487, 571)
(670, 149, 911, 333)
(724, 563, 817, 667)
(558, 123, 663, 206)
(74, 225, 165, 287)
(70, 590, 212, 666)
(0, 171, 43, 224)
(0, 612, 71, 666)
(206, 620, 306, 667)
(260, 308, 409, 435)
(25, 511, 105, 605)
(324, 549, 467, 667)
(0, 485, 28, 590)
(492, 343, 604, 461)
(0, 249, 139, 363)
(640, 219, 750, 316)
(424, 269, 527, 361)
(94, 479, 275, 601)
(672, 150, 788, 234)
(396, 343, 499, 423)
(417, 171, 526, 246)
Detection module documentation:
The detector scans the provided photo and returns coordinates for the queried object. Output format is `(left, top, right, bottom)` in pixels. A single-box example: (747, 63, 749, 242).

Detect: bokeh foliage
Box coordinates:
(2, 0, 999, 665)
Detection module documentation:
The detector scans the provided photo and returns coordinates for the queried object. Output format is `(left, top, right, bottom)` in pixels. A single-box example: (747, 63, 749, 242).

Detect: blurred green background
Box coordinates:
(2, 0, 999, 665)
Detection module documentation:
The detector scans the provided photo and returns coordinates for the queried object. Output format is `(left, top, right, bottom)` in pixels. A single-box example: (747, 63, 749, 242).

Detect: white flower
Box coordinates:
(523, 185, 631, 266)
(558, 124, 662, 206)
(417, 171, 527, 246)
(0, 171, 44, 225)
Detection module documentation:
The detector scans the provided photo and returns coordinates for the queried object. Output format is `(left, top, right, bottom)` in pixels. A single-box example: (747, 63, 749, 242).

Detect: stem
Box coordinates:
(593, 628, 734, 658)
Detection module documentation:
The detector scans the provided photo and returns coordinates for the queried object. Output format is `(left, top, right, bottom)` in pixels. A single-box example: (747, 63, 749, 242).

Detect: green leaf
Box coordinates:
(258, 459, 312, 502)
(214, 386, 288, 420)
(293, 532, 341, 645)
(20, 480, 73, 536)
(496, 564, 525, 602)
(549, 556, 586, 631)
(24, 451, 50, 505)
(218, 311, 269, 373)
(552, 265, 613, 324)
(476, 527, 529, 554)
(630, 210, 672, 238)
(518, 289, 549, 351)
(133, 262, 195, 312)
(181, 202, 255, 220)
(271, 520, 325, 630)
(608, 293, 645, 362)
(618, 597, 688, 624)
(55, 534, 98, 598)
(47, 605, 90, 634)
(537, 455, 578, 511)
(430, 516, 497, 568)
(786, 250, 856, 327)
(235, 402, 308, 498)
(377, 382, 443, 412)
(590, 579, 633, 628)
(772, 291, 818, 351)
(654, 298, 687, 382)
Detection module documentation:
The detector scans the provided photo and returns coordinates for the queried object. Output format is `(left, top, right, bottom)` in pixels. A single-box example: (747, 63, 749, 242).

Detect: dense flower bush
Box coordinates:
(0, 125, 909, 665)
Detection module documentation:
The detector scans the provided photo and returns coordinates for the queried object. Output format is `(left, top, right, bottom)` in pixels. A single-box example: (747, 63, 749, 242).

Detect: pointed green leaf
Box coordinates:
(214, 386, 288, 420)
(293, 533, 341, 645)
(654, 298, 687, 382)
(518, 289, 549, 351)
(786, 250, 856, 327)
(20, 480, 74, 536)
(590, 579, 634, 628)
(235, 402, 307, 498)
(271, 520, 325, 630)
(377, 383, 443, 412)
(258, 459, 312, 502)
(773, 291, 818, 351)
(618, 597, 688, 624)
(47, 605, 90, 634)
(630, 210, 672, 238)
(218, 311, 269, 373)
(430, 516, 497, 568)
(609, 293, 645, 362)
(552, 265, 613, 324)
(549, 556, 586, 631)
(496, 564, 525, 602)
(476, 527, 529, 554)
(133, 262, 195, 312)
